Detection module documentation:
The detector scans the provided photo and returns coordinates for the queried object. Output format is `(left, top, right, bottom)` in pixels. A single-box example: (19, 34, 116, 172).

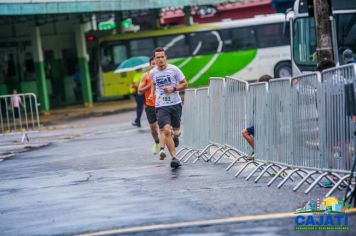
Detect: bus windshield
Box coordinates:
(293, 13, 356, 69)
(292, 17, 316, 68)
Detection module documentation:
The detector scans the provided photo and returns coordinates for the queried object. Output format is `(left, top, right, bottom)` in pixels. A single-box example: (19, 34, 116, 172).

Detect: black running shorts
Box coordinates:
(145, 105, 157, 124)
(156, 103, 182, 129)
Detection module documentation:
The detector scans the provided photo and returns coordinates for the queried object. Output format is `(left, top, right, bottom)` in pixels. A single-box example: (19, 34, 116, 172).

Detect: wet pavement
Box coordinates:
(0, 111, 355, 235)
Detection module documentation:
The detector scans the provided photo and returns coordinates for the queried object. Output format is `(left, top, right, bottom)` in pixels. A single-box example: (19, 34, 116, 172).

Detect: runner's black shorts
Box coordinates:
(145, 105, 157, 124)
(156, 103, 182, 129)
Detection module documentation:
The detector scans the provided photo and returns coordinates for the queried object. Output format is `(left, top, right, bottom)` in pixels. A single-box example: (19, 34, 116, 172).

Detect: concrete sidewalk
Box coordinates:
(40, 99, 136, 125)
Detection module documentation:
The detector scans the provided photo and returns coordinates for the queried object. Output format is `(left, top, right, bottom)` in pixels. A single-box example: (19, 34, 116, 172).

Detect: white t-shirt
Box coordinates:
(150, 64, 185, 107)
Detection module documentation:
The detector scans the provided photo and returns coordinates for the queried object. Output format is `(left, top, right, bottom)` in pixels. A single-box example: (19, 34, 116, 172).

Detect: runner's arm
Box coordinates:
(148, 83, 155, 102)
(176, 78, 188, 91)
(164, 78, 188, 93)
(137, 73, 151, 95)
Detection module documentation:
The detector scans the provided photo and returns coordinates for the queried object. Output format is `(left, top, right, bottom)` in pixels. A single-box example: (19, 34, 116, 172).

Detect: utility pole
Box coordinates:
(313, 0, 333, 63)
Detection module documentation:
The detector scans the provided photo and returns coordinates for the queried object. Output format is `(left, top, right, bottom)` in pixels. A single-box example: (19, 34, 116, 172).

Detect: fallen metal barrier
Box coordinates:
(0, 93, 40, 142)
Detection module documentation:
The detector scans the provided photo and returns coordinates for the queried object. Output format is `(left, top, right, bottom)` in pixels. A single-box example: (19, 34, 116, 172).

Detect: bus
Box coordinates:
(98, 13, 291, 97)
(290, 0, 356, 74)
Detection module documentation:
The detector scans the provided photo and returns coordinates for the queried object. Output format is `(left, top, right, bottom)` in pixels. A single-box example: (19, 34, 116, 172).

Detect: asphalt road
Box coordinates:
(0, 111, 355, 235)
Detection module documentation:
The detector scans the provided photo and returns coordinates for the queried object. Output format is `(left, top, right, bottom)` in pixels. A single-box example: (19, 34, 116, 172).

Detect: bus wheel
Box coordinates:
(274, 62, 292, 78)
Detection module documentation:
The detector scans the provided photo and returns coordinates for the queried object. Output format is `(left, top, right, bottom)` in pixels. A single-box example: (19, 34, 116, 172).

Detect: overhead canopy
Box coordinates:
(0, 0, 246, 16)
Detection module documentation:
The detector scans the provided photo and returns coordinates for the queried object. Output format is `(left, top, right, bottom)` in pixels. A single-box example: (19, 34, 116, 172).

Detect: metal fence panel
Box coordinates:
(0, 93, 40, 135)
(268, 78, 293, 165)
(248, 83, 269, 161)
(208, 78, 226, 145)
(291, 72, 322, 169)
(225, 77, 251, 155)
(182, 89, 197, 147)
(196, 87, 209, 149)
(182, 64, 356, 177)
(321, 64, 356, 171)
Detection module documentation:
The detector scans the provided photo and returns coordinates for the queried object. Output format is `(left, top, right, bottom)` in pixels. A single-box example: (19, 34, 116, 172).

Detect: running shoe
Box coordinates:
(152, 143, 160, 155)
(132, 122, 141, 128)
(159, 149, 166, 160)
(170, 158, 182, 169)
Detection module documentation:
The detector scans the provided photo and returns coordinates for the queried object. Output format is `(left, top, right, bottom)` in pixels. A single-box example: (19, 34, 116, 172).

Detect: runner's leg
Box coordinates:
(171, 104, 182, 148)
(162, 124, 176, 157)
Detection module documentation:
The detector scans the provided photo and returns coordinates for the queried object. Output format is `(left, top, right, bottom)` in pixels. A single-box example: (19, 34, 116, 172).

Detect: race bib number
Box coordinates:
(159, 93, 175, 105)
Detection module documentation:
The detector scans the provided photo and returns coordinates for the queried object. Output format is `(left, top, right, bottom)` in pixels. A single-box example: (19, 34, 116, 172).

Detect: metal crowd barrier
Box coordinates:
(178, 64, 356, 197)
(190, 77, 228, 163)
(208, 78, 226, 145)
(179, 87, 212, 163)
(196, 88, 209, 151)
(277, 72, 324, 192)
(210, 77, 252, 167)
(0, 93, 40, 142)
(178, 89, 197, 160)
(226, 77, 252, 156)
(256, 78, 294, 185)
(235, 82, 281, 181)
(320, 64, 356, 197)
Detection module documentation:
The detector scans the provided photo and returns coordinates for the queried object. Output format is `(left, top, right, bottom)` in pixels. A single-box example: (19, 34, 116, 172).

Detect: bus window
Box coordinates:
(100, 44, 127, 72)
(189, 31, 219, 55)
(113, 45, 128, 65)
(292, 17, 317, 66)
(336, 13, 356, 64)
(256, 23, 289, 48)
(100, 45, 114, 71)
(221, 27, 256, 51)
(130, 38, 154, 57)
(156, 34, 189, 58)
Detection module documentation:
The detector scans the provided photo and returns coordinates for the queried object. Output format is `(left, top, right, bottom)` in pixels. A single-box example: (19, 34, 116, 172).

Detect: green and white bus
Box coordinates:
(290, 0, 356, 74)
(99, 13, 291, 97)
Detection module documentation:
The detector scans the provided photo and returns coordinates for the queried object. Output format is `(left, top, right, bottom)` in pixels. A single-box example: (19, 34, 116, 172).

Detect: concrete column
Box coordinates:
(31, 26, 50, 113)
(75, 24, 93, 107)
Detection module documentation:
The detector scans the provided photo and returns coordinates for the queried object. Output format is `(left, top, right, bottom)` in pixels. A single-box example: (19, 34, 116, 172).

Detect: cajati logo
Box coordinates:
(294, 197, 351, 231)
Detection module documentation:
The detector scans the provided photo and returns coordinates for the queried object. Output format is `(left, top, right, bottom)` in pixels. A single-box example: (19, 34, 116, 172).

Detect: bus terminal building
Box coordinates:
(0, 0, 285, 113)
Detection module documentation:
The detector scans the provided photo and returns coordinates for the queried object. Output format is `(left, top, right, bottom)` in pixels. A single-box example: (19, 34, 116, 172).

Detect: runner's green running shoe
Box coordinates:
(152, 143, 160, 155)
